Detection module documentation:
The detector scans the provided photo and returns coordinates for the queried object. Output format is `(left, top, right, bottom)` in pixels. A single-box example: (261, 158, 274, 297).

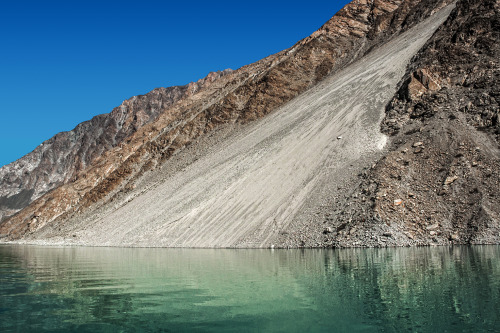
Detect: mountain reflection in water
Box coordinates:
(0, 245, 498, 332)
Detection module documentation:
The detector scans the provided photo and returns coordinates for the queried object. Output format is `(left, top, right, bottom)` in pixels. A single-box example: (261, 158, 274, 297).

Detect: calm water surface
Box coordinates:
(0, 245, 498, 332)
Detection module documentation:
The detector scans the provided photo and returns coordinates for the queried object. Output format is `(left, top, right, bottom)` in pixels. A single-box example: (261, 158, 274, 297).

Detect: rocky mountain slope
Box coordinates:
(0, 70, 231, 222)
(14, 6, 453, 247)
(3, 0, 497, 248)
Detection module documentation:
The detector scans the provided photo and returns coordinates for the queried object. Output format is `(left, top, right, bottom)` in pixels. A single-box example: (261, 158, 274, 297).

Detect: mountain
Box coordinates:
(0, 70, 232, 222)
(1, 0, 498, 247)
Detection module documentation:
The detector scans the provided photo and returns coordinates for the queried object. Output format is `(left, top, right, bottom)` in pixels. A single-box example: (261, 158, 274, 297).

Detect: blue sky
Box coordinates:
(0, 0, 350, 167)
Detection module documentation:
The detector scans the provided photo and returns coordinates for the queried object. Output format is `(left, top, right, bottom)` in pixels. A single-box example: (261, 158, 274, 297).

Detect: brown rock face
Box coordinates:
(406, 69, 442, 100)
(1, 0, 456, 242)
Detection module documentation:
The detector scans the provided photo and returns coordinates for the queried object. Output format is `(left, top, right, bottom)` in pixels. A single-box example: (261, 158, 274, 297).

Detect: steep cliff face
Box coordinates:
(315, 0, 500, 247)
(0, 70, 231, 222)
(1, 0, 459, 244)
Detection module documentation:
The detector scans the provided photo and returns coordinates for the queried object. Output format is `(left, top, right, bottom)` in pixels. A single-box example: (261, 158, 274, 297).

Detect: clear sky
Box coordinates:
(0, 0, 350, 167)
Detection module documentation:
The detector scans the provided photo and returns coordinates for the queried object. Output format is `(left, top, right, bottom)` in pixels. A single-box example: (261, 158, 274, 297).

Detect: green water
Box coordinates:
(0, 245, 498, 332)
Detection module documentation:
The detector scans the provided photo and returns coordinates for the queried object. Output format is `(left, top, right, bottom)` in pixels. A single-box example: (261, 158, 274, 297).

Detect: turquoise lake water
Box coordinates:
(0, 245, 498, 332)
